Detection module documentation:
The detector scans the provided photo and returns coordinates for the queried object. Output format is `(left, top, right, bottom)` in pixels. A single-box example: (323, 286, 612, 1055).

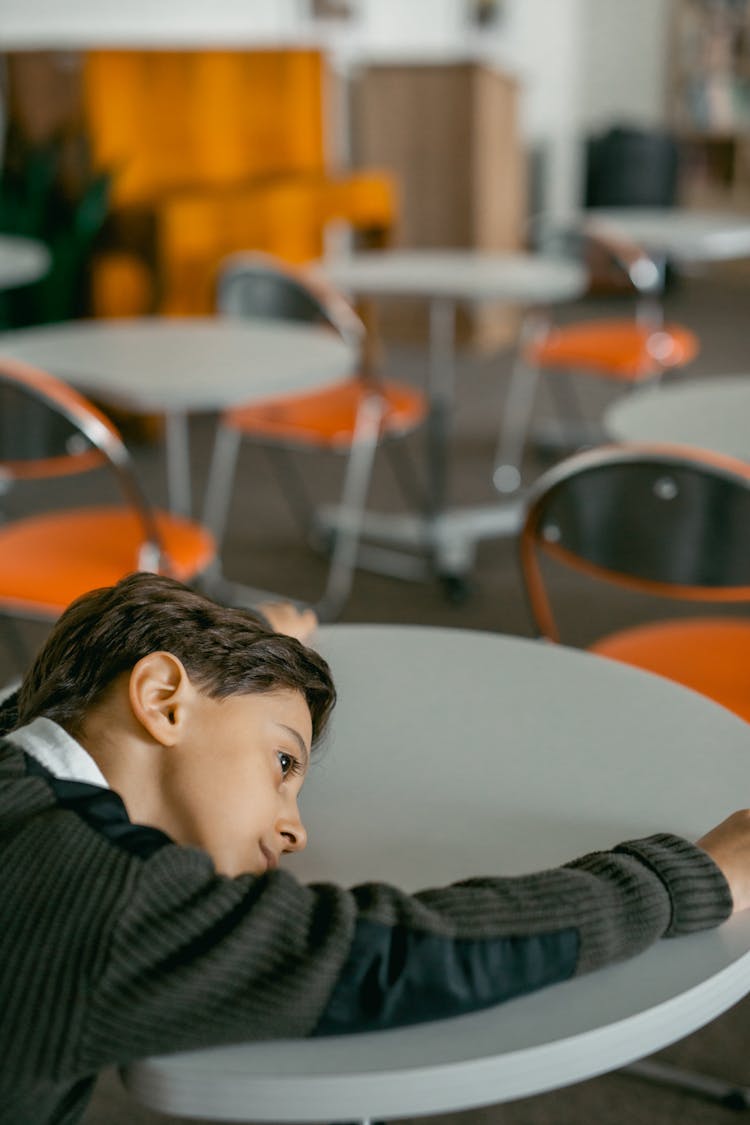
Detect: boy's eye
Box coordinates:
(277, 751, 299, 778)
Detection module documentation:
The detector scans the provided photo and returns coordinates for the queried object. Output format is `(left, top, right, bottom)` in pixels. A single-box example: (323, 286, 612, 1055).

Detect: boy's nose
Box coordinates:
(278, 808, 308, 854)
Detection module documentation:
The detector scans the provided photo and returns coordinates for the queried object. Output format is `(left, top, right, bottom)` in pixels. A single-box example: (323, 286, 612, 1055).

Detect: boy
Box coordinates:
(0, 572, 746, 1125)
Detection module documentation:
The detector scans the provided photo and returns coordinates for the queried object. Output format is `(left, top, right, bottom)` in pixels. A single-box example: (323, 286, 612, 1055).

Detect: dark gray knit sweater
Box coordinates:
(0, 736, 732, 1125)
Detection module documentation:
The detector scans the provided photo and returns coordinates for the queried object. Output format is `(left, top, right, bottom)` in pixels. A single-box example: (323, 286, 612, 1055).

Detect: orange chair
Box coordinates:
(0, 357, 216, 663)
(493, 228, 700, 494)
(519, 442, 750, 723)
(202, 253, 427, 620)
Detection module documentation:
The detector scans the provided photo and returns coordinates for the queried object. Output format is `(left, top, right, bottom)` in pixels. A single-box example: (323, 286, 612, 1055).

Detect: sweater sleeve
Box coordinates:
(73, 830, 731, 1067)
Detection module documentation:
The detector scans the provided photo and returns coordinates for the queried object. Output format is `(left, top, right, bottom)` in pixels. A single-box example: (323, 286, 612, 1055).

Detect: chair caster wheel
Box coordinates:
(439, 574, 472, 605)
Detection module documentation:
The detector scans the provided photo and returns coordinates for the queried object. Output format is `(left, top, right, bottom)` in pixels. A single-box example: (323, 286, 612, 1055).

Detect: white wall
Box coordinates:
(1, 0, 672, 215)
(1, 0, 307, 46)
(580, 0, 672, 130)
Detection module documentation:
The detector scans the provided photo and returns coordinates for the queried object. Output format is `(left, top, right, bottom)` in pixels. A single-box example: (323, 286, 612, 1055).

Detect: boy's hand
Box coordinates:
(697, 810, 750, 914)
(259, 602, 318, 644)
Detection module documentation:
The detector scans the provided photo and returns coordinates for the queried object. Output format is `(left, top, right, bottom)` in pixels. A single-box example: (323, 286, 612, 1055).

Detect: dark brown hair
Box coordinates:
(2, 574, 336, 743)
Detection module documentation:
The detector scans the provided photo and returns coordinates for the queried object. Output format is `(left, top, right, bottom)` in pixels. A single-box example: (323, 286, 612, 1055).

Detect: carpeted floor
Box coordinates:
(5, 269, 750, 1123)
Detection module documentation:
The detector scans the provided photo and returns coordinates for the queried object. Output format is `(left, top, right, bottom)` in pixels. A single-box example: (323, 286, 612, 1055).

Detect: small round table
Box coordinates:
(605, 374, 750, 461)
(0, 317, 355, 515)
(317, 251, 587, 583)
(124, 625, 750, 1123)
(0, 234, 50, 290)
(583, 208, 750, 267)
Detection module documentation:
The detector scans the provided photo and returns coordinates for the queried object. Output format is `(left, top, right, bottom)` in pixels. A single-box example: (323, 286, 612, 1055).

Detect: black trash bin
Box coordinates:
(585, 124, 679, 208)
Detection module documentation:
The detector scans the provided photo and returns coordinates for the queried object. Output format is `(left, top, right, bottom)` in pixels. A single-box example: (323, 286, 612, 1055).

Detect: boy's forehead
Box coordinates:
(232, 686, 313, 730)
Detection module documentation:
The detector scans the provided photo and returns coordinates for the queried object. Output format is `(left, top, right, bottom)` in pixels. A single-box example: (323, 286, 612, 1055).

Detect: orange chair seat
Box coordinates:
(225, 377, 427, 449)
(591, 616, 750, 723)
(0, 507, 216, 618)
(525, 320, 700, 381)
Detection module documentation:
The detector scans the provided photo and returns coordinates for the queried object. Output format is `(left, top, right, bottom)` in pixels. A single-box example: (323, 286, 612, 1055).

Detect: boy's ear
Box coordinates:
(128, 652, 191, 747)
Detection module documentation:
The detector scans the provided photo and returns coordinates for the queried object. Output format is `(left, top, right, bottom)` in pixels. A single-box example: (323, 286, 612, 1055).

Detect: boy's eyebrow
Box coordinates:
(279, 724, 310, 767)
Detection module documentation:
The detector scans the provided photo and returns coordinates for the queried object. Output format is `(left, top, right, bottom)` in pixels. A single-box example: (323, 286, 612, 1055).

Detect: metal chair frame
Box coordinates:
(492, 224, 696, 495)
(520, 442, 750, 638)
(0, 357, 216, 662)
(203, 252, 426, 621)
(0, 358, 167, 572)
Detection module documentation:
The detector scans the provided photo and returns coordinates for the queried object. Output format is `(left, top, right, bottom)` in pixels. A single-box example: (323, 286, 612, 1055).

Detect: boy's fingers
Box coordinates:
(259, 602, 319, 642)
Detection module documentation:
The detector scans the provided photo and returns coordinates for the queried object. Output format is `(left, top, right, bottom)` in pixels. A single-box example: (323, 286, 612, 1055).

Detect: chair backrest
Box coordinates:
(0, 357, 167, 570)
(0, 383, 105, 481)
(216, 251, 364, 349)
(520, 443, 750, 642)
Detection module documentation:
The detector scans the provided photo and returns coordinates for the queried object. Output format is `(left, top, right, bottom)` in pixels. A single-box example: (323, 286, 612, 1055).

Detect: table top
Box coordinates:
(318, 249, 588, 304)
(0, 316, 354, 413)
(583, 208, 750, 263)
(0, 234, 51, 290)
(124, 625, 750, 1122)
(606, 374, 750, 460)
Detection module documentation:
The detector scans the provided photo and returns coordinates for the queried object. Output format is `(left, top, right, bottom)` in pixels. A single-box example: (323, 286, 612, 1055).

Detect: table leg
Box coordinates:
(426, 296, 457, 521)
(492, 311, 549, 493)
(164, 410, 192, 517)
(315, 293, 527, 594)
(315, 291, 525, 592)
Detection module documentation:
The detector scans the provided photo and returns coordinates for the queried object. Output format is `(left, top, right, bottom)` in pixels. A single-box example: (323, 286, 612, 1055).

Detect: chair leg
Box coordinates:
(383, 436, 427, 512)
(314, 395, 385, 622)
(492, 312, 551, 494)
(261, 446, 318, 536)
(492, 353, 542, 494)
(541, 370, 603, 450)
(201, 425, 243, 547)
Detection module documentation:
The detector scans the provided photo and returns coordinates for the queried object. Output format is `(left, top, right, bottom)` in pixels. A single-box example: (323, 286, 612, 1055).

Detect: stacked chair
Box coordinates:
(202, 252, 427, 620)
(0, 357, 216, 666)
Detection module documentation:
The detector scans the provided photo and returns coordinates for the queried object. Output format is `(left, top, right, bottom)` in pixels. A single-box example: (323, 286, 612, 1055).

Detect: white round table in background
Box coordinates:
(316, 251, 588, 585)
(605, 374, 750, 461)
(321, 249, 586, 305)
(0, 234, 50, 290)
(124, 625, 750, 1123)
(0, 317, 355, 515)
(583, 208, 750, 267)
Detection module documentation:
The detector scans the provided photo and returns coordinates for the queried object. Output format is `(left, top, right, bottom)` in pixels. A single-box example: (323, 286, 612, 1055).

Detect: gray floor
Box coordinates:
(6, 269, 750, 1122)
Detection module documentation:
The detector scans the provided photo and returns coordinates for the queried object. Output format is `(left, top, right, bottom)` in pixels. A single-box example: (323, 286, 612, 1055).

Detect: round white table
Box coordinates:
(605, 374, 750, 461)
(321, 250, 586, 305)
(124, 625, 750, 1122)
(316, 251, 587, 586)
(0, 234, 50, 290)
(0, 317, 355, 515)
(583, 208, 750, 267)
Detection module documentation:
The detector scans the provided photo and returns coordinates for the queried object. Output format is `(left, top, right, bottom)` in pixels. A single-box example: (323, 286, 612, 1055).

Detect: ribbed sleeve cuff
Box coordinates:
(615, 833, 733, 937)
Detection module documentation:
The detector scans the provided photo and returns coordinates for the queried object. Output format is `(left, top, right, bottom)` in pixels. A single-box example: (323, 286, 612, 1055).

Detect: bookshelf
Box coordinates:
(670, 0, 750, 209)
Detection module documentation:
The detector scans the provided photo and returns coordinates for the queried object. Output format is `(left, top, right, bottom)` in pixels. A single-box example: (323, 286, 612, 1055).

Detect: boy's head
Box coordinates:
(8, 574, 336, 877)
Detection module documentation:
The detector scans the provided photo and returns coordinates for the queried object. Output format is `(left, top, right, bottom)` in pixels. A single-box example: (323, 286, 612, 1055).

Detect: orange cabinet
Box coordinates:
(81, 48, 395, 316)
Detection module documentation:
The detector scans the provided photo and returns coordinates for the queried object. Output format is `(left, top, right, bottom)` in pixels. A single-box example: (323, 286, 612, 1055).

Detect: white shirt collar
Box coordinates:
(7, 716, 109, 790)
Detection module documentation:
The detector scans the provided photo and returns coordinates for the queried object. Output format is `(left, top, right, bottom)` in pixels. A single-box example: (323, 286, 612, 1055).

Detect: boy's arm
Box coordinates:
(316, 832, 730, 1034)
(74, 827, 730, 1066)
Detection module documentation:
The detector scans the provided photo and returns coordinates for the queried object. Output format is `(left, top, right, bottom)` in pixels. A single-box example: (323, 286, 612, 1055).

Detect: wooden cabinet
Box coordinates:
(351, 62, 526, 350)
